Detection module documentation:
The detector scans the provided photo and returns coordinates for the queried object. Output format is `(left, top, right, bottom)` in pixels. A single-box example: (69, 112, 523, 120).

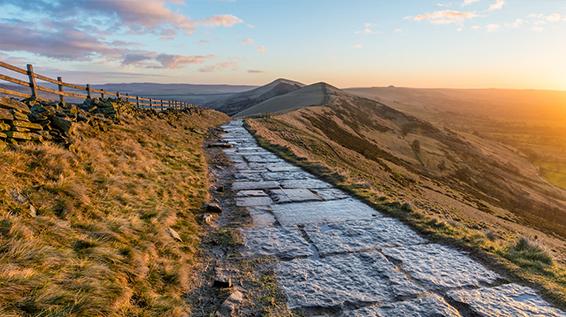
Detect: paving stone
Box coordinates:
(447, 283, 565, 317)
(234, 172, 264, 181)
(232, 181, 280, 191)
(311, 188, 350, 201)
(241, 227, 313, 259)
(281, 179, 332, 189)
(381, 244, 501, 290)
(247, 206, 277, 227)
(277, 251, 423, 309)
(304, 218, 426, 256)
(271, 198, 379, 226)
(236, 190, 268, 197)
(261, 171, 313, 181)
(244, 155, 283, 163)
(341, 294, 462, 317)
(266, 163, 301, 172)
(269, 188, 322, 204)
(235, 196, 273, 207)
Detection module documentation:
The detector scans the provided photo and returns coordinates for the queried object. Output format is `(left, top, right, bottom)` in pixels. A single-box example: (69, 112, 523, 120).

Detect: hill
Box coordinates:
(246, 86, 566, 303)
(206, 78, 304, 115)
(345, 87, 566, 190)
(235, 82, 343, 117)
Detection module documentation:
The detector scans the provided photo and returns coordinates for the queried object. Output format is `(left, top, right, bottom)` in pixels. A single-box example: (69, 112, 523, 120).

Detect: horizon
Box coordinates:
(1, 1, 565, 90)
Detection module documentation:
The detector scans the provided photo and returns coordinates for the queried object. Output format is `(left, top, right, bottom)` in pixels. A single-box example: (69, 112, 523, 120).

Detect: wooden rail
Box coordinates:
(0, 60, 196, 110)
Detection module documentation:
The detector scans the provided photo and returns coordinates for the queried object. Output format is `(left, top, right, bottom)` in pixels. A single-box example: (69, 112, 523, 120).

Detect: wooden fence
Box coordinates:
(0, 61, 195, 110)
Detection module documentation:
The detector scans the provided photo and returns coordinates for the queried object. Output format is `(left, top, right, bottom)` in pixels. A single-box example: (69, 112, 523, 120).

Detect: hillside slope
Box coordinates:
(0, 102, 227, 316)
(206, 79, 304, 115)
(247, 87, 566, 303)
(235, 82, 342, 117)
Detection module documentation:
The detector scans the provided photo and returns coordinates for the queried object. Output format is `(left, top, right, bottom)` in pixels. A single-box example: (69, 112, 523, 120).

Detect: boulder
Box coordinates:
(205, 203, 223, 214)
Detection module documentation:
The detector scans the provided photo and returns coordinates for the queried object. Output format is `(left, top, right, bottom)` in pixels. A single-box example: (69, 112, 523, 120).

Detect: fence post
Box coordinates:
(26, 64, 38, 99)
(86, 84, 91, 99)
(57, 76, 64, 104)
(161, 99, 164, 111)
(101, 89, 105, 99)
(116, 91, 120, 100)
(136, 96, 139, 108)
(149, 98, 152, 109)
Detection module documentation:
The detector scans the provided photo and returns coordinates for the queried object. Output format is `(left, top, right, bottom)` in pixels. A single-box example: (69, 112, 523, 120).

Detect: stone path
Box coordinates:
(220, 120, 566, 317)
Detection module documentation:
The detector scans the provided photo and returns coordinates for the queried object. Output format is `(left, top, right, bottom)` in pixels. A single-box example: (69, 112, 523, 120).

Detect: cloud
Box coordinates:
(546, 13, 563, 23)
(485, 23, 500, 32)
(488, 0, 505, 11)
(242, 38, 255, 45)
(353, 44, 363, 49)
(0, 20, 122, 60)
(256, 45, 267, 54)
(247, 69, 264, 74)
(0, 0, 243, 37)
(155, 54, 212, 68)
(411, 10, 477, 24)
(197, 15, 242, 27)
(198, 61, 238, 72)
(356, 23, 377, 35)
(463, 0, 480, 6)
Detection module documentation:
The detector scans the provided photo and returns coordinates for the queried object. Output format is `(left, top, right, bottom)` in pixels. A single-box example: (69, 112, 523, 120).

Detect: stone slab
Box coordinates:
(241, 227, 313, 259)
(234, 172, 264, 182)
(236, 190, 268, 197)
(341, 294, 462, 317)
(232, 181, 280, 191)
(247, 207, 277, 227)
(271, 198, 379, 226)
(261, 171, 313, 181)
(280, 179, 332, 189)
(447, 283, 565, 317)
(277, 251, 423, 309)
(311, 188, 350, 201)
(304, 218, 426, 256)
(269, 188, 322, 204)
(266, 163, 301, 172)
(235, 196, 274, 207)
(381, 244, 501, 290)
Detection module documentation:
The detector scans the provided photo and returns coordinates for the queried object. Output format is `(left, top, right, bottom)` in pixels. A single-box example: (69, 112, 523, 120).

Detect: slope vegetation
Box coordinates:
(0, 104, 227, 316)
(246, 85, 566, 304)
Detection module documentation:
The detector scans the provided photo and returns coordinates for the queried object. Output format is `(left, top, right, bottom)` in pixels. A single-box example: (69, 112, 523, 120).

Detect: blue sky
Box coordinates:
(0, 0, 565, 89)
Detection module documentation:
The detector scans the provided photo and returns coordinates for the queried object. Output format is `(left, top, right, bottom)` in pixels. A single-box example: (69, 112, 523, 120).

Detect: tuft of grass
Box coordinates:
(0, 108, 227, 316)
(505, 237, 553, 271)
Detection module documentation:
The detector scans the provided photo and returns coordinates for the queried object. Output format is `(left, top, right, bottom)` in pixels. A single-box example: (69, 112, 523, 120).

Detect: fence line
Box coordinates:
(0, 61, 195, 110)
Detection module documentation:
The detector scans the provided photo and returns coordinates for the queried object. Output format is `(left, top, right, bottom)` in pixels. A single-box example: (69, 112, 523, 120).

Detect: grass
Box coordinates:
(0, 108, 227, 316)
(246, 117, 566, 309)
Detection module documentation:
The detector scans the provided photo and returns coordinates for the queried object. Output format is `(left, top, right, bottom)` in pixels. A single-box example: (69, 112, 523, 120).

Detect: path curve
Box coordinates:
(220, 120, 565, 317)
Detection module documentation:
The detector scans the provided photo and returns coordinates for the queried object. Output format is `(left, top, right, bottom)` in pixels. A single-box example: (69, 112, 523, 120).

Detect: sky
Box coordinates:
(0, 0, 565, 89)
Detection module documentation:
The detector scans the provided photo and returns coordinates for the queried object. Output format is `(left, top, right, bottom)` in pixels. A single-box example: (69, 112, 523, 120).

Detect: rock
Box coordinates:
(167, 227, 183, 242)
(215, 185, 225, 192)
(276, 251, 422, 309)
(342, 294, 461, 317)
(0, 108, 13, 120)
(5, 131, 31, 140)
(447, 283, 565, 317)
(0, 140, 6, 150)
(271, 198, 379, 226)
(0, 98, 30, 113)
(269, 188, 321, 204)
(304, 218, 426, 256)
(241, 226, 313, 259)
(381, 243, 501, 290)
(0, 122, 10, 131)
(232, 181, 280, 191)
(52, 116, 73, 134)
(12, 111, 29, 121)
(205, 203, 223, 214)
(11, 120, 42, 131)
(235, 196, 273, 207)
(203, 213, 215, 225)
(212, 266, 233, 288)
(215, 289, 244, 317)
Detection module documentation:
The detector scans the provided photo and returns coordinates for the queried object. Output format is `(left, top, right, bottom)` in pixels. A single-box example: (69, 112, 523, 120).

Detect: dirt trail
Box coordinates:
(219, 120, 565, 317)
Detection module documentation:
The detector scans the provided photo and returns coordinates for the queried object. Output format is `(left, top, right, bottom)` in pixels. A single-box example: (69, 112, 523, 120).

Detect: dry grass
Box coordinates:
(0, 109, 227, 316)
